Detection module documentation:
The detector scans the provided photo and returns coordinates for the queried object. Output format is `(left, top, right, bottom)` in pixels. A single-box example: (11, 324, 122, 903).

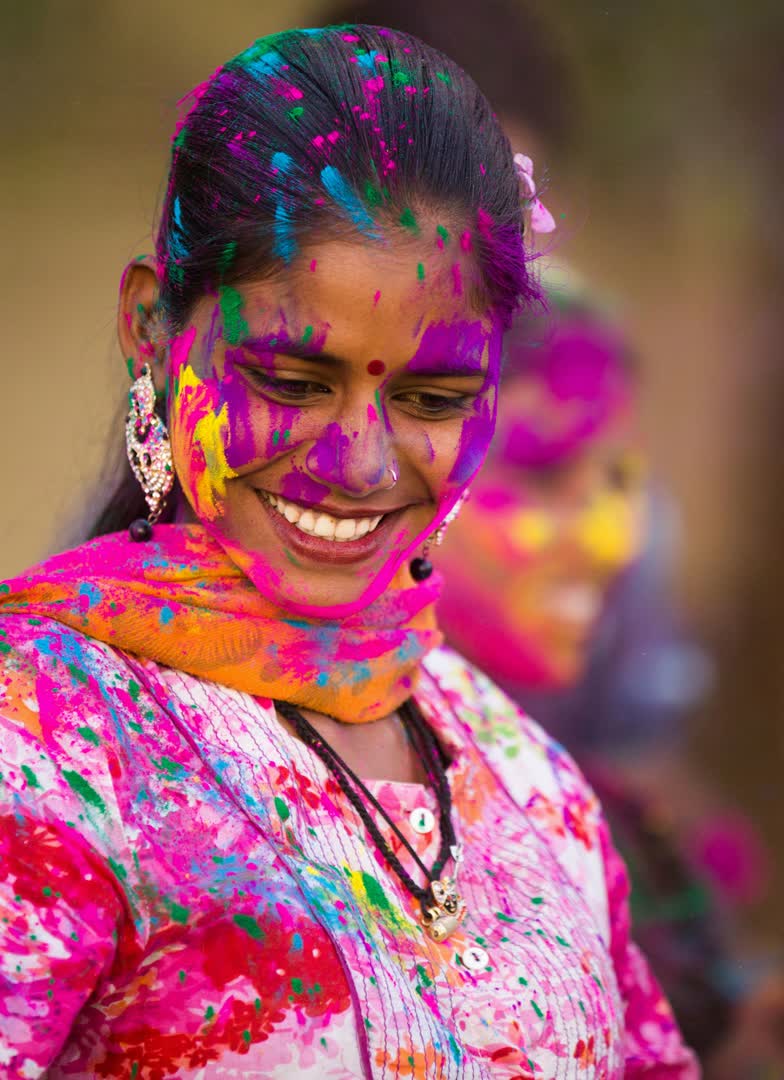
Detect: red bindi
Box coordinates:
(367, 359, 386, 376)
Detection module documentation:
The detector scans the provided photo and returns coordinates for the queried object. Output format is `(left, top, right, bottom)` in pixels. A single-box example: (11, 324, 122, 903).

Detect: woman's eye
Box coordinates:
(396, 391, 474, 417)
(243, 370, 331, 401)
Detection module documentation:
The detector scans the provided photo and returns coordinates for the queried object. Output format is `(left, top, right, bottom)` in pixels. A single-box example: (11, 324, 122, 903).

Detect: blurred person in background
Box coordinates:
(321, 0, 784, 1073)
(0, 23, 698, 1079)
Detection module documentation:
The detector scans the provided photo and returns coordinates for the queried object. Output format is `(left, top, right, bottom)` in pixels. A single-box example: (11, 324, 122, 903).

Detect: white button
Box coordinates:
(409, 807, 436, 834)
(461, 946, 490, 971)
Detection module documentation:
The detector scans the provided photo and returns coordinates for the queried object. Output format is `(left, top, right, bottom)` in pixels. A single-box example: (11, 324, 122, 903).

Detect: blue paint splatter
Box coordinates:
(272, 152, 297, 262)
(320, 166, 377, 237)
(160, 605, 175, 626)
(78, 582, 102, 610)
(246, 49, 285, 79)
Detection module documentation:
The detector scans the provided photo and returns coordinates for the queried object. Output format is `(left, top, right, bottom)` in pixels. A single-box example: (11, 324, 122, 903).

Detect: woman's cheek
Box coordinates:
(169, 366, 237, 522)
(167, 330, 236, 522)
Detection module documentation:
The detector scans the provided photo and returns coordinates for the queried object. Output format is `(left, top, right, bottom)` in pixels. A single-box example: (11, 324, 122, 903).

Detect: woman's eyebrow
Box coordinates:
(241, 337, 343, 366)
(404, 361, 488, 378)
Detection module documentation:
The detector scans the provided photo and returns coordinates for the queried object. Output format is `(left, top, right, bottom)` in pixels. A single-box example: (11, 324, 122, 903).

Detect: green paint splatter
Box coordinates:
(364, 180, 383, 207)
(219, 285, 249, 345)
(288, 105, 304, 120)
(530, 896, 544, 905)
(361, 872, 391, 911)
(21, 765, 39, 788)
(205, 1005, 215, 1020)
(302, 325, 314, 345)
(108, 858, 128, 881)
(219, 241, 237, 277)
(233, 913, 265, 940)
(178, 969, 186, 982)
(416, 964, 433, 987)
(67, 664, 89, 686)
(274, 796, 290, 821)
(42, 886, 52, 897)
(77, 726, 101, 747)
(242, 1030, 251, 1044)
(173, 127, 187, 149)
(156, 756, 186, 777)
(168, 901, 190, 925)
(531, 999, 544, 1019)
(290, 976, 303, 993)
(496, 911, 516, 923)
(62, 770, 106, 814)
(435, 71, 451, 84)
(436, 224, 449, 244)
(555, 935, 571, 947)
(399, 207, 418, 233)
(128, 680, 141, 702)
(417, 262, 425, 281)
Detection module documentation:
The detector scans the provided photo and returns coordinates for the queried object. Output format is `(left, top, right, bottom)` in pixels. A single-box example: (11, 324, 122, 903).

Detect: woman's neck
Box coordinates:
(277, 706, 429, 785)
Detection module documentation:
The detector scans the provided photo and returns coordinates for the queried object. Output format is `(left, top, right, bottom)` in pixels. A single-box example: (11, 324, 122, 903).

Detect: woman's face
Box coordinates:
(439, 368, 647, 689)
(164, 238, 502, 615)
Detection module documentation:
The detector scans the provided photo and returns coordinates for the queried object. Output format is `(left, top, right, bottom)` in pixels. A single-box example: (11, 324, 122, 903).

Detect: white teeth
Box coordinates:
(335, 518, 357, 541)
(314, 514, 334, 538)
(261, 492, 385, 542)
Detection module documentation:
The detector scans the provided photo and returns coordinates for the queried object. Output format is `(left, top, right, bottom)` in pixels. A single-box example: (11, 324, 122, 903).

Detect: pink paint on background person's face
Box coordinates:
(437, 324, 647, 690)
(166, 238, 502, 616)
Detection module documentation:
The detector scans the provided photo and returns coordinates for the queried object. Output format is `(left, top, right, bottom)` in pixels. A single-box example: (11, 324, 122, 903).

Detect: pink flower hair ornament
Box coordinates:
(513, 153, 556, 234)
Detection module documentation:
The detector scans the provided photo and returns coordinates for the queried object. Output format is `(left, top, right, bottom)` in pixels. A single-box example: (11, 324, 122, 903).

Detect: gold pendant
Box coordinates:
(422, 876, 467, 942)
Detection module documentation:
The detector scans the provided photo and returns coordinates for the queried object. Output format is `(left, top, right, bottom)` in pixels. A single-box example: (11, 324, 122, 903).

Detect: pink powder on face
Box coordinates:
(499, 320, 633, 468)
(451, 263, 463, 297)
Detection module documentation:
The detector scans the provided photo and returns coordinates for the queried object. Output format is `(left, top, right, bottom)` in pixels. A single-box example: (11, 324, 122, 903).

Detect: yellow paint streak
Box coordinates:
(172, 364, 237, 521)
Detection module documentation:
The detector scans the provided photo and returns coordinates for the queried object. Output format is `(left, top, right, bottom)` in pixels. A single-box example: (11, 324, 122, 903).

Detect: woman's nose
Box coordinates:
(304, 414, 399, 497)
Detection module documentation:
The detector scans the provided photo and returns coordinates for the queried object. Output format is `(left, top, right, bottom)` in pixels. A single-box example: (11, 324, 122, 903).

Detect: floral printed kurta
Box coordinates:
(0, 614, 698, 1078)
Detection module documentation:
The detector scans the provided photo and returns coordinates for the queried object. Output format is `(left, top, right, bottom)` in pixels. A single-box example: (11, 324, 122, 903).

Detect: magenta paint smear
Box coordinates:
(500, 320, 633, 468)
(407, 317, 488, 375)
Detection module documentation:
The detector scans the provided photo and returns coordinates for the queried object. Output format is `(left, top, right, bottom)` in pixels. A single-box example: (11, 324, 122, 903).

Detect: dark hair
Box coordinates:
(90, 24, 539, 538)
(315, 0, 578, 153)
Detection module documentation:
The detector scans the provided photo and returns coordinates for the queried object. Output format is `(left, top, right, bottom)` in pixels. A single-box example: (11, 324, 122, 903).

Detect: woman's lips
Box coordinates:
(257, 490, 408, 565)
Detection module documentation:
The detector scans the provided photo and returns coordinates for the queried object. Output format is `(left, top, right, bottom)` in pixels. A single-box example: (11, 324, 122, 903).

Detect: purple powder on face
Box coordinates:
(280, 469, 331, 505)
(407, 318, 488, 375)
(305, 421, 352, 483)
(448, 395, 496, 486)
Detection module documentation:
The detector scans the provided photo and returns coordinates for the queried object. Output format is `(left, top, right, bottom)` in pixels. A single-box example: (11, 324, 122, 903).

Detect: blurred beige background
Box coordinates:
(1, 2, 782, 939)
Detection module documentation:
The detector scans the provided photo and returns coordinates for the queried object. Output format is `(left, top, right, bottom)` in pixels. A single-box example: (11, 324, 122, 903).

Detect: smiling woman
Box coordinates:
(0, 24, 696, 1080)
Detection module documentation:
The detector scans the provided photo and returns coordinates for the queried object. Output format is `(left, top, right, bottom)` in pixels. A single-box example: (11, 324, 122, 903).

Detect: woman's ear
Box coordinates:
(118, 256, 167, 394)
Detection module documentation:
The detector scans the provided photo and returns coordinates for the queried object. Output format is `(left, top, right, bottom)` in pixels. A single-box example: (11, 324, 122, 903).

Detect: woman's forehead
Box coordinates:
(192, 238, 497, 360)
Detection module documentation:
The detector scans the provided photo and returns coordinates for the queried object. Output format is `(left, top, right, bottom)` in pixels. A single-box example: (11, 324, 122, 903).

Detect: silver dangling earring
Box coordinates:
(409, 490, 469, 582)
(126, 363, 174, 541)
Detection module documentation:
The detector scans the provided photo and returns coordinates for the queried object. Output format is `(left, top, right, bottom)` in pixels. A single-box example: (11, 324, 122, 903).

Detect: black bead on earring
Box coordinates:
(409, 555, 434, 581)
(129, 518, 154, 543)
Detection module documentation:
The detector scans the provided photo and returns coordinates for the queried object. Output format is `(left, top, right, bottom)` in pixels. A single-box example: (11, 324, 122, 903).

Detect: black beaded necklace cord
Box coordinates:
(274, 697, 457, 917)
